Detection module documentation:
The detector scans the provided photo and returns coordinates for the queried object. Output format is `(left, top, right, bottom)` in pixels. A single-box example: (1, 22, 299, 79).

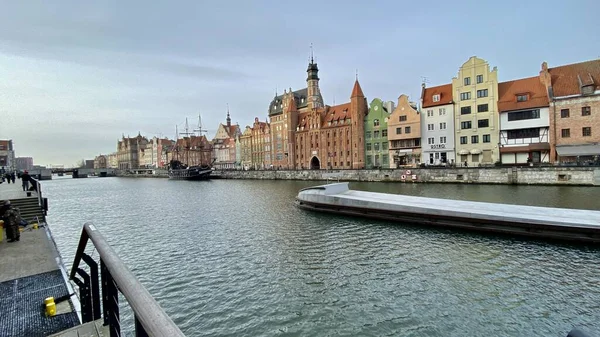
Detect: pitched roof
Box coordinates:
(324, 103, 351, 125)
(269, 88, 309, 116)
(498, 76, 549, 112)
(421, 84, 452, 108)
(351, 80, 364, 98)
(549, 59, 600, 97)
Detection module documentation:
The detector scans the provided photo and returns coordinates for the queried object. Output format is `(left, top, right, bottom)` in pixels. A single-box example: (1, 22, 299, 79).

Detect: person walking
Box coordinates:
(21, 170, 31, 191)
(10, 172, 15, 184)
(1, 201, 21, 242)
(4, 172, 11, 184)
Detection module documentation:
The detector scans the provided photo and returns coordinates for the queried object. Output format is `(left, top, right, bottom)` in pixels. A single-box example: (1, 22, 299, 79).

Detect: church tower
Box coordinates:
(350, 78, 367, 169)
(306, 47, 323, 109)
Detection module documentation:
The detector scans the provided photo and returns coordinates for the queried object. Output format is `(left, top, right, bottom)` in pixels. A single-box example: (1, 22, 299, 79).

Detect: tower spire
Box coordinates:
(226, 103, 231, 127)
(310, 43, 314, 64)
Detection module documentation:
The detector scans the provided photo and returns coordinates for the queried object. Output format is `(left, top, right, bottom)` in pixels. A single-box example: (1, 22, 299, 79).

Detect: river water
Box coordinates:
(43, 177, 600, 336)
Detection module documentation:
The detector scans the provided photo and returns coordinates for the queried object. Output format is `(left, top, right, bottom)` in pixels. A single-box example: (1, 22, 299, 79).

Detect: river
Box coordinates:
(43, 177, 600, 336)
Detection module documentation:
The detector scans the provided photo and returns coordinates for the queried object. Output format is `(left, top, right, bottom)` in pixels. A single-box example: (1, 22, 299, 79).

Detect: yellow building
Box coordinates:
(452, 56, 499, 166)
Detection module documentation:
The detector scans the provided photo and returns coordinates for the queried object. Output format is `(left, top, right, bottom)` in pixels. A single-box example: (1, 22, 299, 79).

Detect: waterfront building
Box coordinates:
(15, 157, 34, 171)
(94, 155, 108, 169)
(240, 126, 252, 170)
(173, 135, 212, 167)
(498, 76, 551, 164)
(388, 95, 421, 167)
(251, 117, 271, 169)
(212, 110, 242, 170)
(452, 56, 500, 166)
(0, 139, 15, 170)
(539, 59, 600, 164)
(117, 134, 148, 169)
(107, 152, 118, 168)
(365, 98, 393, 169)
(420, 83, 455, 166)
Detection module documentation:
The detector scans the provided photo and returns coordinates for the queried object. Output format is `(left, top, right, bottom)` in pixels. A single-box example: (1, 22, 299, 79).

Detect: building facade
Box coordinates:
(498, 76, 551, 164)
(250, 117, 271, 169)
(15, 157, 34, 171)
(452, 56, 500, 166)
(421, 83, 455, 166)
(365, 98, 393, 168)
(388, 95, 421, 167)
(212, 111, 241, 170)
(240, 126, 252, 170)
(540, 60, 600, 164)
(107, 153, 118, 168)
(94, 155, 108, 169)
(172, 135, 212, 167)
(117, 134, 148, 170)
(0, 140, 15, 170)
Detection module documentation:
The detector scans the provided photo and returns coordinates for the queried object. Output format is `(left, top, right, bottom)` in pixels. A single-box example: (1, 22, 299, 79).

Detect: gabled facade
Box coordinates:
(365, 98, 393, 168)
(421, 83, 455, 166)
(498, 76, 550, 164)
(540, 59, 600, 164)
(173, 135, 212, 167)
(453, 56, 499, 166)
(212, 110, 242, 169)
(117, 134, 148, 170)
(388, 95, 421, 167)
(251, 117, 271, 169)
(240, 126, 252, 170)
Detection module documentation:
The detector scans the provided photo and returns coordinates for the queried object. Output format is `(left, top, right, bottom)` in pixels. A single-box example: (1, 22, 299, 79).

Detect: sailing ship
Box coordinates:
(167, 116, 214, 180)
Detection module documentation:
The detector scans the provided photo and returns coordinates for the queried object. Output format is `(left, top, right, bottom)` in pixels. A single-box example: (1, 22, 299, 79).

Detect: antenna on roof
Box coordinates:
(310, 43, 314, 64)
(421, 76, 430, 84)
(333, 95, 335, 106)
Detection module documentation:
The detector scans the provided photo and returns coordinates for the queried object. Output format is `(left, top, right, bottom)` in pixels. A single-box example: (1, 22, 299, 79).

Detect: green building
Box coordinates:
(364, 98, 393, 169)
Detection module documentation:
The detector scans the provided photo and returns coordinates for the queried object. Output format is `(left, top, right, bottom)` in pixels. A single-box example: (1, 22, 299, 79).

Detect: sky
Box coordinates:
(0, 0, 599, 166)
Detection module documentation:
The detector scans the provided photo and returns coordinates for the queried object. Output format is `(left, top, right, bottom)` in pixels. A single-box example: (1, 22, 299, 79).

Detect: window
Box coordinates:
(439, 108, 446, 115)
(478, 119, 489, 128)
(472, 154, 479, 162)
(440, 136, 446, 143)
(560, 109, 570, 118)
(439, 122, 447, 130)
(432, 94, 440, 102)
(399, 115, 407, 122)
(396, 127, 402, 134)
(428, 137, 435, 144)
(366, 131, 371, 139)
(373, 119, 380, 127)
(583, 127, 592, 137)
(374, 131, 380, 138)
(476, 75, 483, 83)
(582, 106, 591, 116)
(405, 126, 411, 133)
(366, 143, 372, 151)
(461, 121, 472, 129)
(460, 136, 468, 144)
(507, 109, 540, 121)
(506, 128, 540, 139)
(461, 106, 471, 115)
(383, 154, 389, 163)
(374, 142, 380, 151)
(561, 129, 570, 138)
(471, 135, 479, 144)
(428, 124, 434, 131)
(477, 89, 488, 98)
(483, 134, 491, 143)
(464, 77, 471, 85)
(517, 94, 528, 102)
(382, 130, 388, 137)
(460, 92, 471, 100)
(382, 142, 388, 150)
(477, 104, 488, 112)
(427, 109, 434, 117)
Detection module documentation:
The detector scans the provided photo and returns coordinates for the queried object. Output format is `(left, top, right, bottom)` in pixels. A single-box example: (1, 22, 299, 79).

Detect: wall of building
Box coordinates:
(421, 103, 455, 165)
(212, 167, 599, 186)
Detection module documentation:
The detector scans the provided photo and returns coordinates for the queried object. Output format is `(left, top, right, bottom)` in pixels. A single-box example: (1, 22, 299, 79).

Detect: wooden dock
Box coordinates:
(296, 182, 600, 243)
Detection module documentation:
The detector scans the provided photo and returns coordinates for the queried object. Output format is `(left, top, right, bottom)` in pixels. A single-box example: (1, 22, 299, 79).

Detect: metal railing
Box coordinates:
(70, 223, 185, 337)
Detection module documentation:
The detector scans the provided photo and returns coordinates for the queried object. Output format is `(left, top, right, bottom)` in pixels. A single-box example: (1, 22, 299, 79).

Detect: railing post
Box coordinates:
(81, 254, 101, 320)
(73, 268, 93, 323)
(101, 259, 120, 337)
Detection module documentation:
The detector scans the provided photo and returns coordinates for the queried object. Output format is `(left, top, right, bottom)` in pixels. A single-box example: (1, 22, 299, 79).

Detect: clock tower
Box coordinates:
(307, 53, 323, 109)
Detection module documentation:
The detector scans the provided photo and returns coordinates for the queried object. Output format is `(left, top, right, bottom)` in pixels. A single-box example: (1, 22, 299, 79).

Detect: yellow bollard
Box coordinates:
(46, 302, 56, 317)
(44, 297, 55, 305)
(0, 220, 4, 242)
(32, 223, 38, 229)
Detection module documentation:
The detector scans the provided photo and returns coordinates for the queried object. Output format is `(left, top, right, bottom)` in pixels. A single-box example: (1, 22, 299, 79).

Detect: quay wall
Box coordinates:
(211, 167, 600, 186)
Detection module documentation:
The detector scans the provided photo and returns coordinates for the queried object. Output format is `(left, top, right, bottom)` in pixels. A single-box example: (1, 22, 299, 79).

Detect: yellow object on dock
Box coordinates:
(0, 220, 3, 242)
(45, 297, 56, 317)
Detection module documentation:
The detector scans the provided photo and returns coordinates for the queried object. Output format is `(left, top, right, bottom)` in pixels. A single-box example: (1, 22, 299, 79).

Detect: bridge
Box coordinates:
(29, 168, 118, 179)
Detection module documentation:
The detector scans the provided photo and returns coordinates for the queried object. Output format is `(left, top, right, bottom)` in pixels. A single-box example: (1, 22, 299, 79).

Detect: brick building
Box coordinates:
(251, 117, 271, 169)
(117, 134, 148, 169)
(172, 135, 212, 167)
(540, 59, 600, 164)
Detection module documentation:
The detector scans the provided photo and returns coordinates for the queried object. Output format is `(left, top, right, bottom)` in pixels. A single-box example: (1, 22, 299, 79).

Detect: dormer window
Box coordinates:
(517, 94, 528, 102)
(432, 94, 440, 102)
(582, 85, 595, 96)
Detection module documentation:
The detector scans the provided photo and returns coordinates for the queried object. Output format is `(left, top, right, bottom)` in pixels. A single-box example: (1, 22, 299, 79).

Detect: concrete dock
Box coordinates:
(296, 182, 600, 243)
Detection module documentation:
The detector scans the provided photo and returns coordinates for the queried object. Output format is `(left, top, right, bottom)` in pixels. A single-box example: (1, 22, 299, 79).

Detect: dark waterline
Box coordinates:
(44, 177, 600, 336)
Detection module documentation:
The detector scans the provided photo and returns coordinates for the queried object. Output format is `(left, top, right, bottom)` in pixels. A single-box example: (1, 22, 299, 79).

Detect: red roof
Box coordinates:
(351, 80, 364, 98)
(324, 103, 351, 124)
(498, 76, 549, 112)
(421, 84, 452, 108)
(548, 59, 600, 97)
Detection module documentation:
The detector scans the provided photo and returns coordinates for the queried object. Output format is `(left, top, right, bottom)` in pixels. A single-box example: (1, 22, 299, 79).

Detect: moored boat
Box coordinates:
(168, 160, 212, 180)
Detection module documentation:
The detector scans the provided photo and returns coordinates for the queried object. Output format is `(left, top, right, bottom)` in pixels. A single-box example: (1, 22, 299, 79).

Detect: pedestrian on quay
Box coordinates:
(4, 172, 11, 184)
(1, 201, 21, 242)
(10, 172, 15, 184)
(21, 170, 31, 191)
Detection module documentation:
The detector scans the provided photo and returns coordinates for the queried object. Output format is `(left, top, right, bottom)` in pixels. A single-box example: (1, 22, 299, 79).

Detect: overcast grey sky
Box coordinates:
(1, 0, 598, 166)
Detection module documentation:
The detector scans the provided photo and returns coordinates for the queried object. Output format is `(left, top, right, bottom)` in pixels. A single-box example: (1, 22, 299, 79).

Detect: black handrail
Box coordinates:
(70, 223, 185, 337)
